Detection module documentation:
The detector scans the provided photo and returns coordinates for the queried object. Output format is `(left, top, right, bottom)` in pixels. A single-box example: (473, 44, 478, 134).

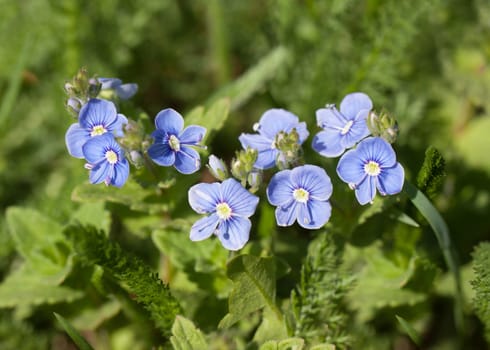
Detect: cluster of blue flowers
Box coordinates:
(64, 72, 404, 251)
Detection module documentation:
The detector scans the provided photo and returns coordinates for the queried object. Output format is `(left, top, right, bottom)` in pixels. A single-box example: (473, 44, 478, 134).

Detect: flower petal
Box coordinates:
(297, 200, 332, 229)
(188, 182, 221, 213)
(340, 110, 370, 148)
(239, 133, 272, 152)
(108, 114, 128, 137)
(355, 175, 377, 205)
(89, 162, 111, 185)
(218, 217, 251, 251)
(267, 169, 294, 206)
(99, 78, 122, 89)
(257, 109, 301, 139)
(275, 201, 299, 227)
(377, 162, 404, 196)
(316, 107, 346, 128)
(148, 143, 175, 166)
(174, 146, 200, 174)
(111, 159, 130, 187)
(115, 83, 138, 100)
(221, 178, 259, 217)
(291, 165, 332, 201)
(154, 108, 184, 134)
(255, 149, 278, 169)
(312, 129, 344, 158)
(82, 133, 114, 163)
(190, 213, 220, 241)
(180, 125, 206, 145)
(79, 99, 117, 129)
(65, 123, 90, 158)
(339, 92, 373, 119)
(356, 137, 396, 167)
(336, 148, 366, 184)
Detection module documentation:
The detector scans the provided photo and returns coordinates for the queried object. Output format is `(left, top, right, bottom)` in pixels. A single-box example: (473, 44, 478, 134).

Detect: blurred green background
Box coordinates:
(0, 0, 489, 348)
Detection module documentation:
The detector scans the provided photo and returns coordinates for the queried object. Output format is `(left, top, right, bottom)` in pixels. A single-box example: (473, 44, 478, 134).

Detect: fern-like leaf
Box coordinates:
(416, 146, 446, 199)
(471, 242, 490, 343)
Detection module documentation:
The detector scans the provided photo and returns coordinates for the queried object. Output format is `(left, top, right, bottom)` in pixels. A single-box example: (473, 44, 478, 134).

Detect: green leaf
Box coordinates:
(219, 254, 283, 329)
(455, 117, 490, 174)
(310, 344, 336, 350)
(259, 338, 305, 350)
(54, 313, 95, 350)
(71, 300, 121, 331)
(471, 242, 490, 342)
(185, 98, 230, 145)
(396, 315, 421, 346)
(416, 146, 445, 199)
(170, 315, 208, 350)
(253, 307, 288, 345)
(71, 202, 111, 234)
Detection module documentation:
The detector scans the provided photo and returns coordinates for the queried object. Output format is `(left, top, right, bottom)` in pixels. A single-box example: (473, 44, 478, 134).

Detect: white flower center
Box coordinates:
(340, 120, 354, 135)
(168, 134, 180, 151)
(364, 160, 381, 176)
(216, 202, 232, 220)
(293, 188, 309, 203)
(91, 125, 107, 137)
(105, 150, 118, 164)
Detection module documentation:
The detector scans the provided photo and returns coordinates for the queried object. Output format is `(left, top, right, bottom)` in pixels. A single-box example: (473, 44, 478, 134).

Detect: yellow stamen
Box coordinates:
(216, 202, 232, 220)
(105, 150, 118, 164)
(293, 188, 309, 203)
(364, 161, 381, 176)
(91, 125, 107, 137)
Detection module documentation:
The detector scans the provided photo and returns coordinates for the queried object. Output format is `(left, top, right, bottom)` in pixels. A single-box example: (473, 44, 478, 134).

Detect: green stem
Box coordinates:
(207, 0, 231, 85)
(403, 181, 464, 334)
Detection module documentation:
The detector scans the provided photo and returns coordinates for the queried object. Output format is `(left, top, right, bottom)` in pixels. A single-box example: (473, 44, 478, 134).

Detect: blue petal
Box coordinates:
(174, 146, 200, 174)
(89, 162, 111, 185)
(188, 182, 221, 214)
(297, 200, 332, 229)
(312, 129, 344, 158)
(377, 162, 404, 196)
(154, 108, 184, 134)
(190, 213, 220, 241)
(293, 121, 309, 143)
(340, 110, 371, 148)
(239, 133, 272, 151)
(316, 107, 346, 128)
(108, 114, 128, 137)
(356, 137, 396, 167)
(267, 169, 294, 206)
(115, 83, 138, 100)
(99, 78, 122, 89)
(148, 143, 175, 166)
(218, 216, 251, 251)
(79, 99, 117, 129)
(180, 125, 206, 145)
(255, 149, 279, 169)
(221, 178, 259, 217)
(275, 201, 299, 227)
(82, 133, 115, 163)
(290, 165, 332, 201)
(355, 175, 377, 205)
(339, 92, 373, 119)
(257, 109, 301, 139)
(336, 148, 366, 184)
(111, 159, 130, 187)
(65, 123, 90, 158)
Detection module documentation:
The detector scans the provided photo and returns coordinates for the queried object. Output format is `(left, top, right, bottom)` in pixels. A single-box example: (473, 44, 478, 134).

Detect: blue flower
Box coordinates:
(148, 108, 206, 174)
(267, 164, 332, 229)
(336, 137, 404, 205)
(207, 154, 228, 181)
(312, 92, 372, 158)
(65, 99, 128, 158)
(188, 178, 259, 251)
(82, 133, 129, 187)
(98, 77, 138, 100)
(239, 109, 309, 169)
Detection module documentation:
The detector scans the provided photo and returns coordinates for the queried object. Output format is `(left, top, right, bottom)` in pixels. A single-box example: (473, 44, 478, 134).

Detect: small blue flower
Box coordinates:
(239, 109, 309, 169)
(312, 92, 372, 158)
(267, 164, 332, 229)
(65, 99, 128, 158)
(148, 108, 206, 174)
(188, 178, 259, 250)
(336, 137, 404, 205)
(98, 77, 138, 100)
(82, 133, 129, 187)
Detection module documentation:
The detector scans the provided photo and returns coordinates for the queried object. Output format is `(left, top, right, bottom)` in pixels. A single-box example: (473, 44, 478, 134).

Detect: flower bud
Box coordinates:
(231, 148, 257, 184)
(207, 155, 228, 181)
(66, 97, 82, 117)
(367, 110, 399, 144)
(247, 170, 262, 192)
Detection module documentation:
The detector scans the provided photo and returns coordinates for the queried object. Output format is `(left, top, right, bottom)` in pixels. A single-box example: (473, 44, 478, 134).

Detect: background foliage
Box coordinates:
(0, 0, 489, 349)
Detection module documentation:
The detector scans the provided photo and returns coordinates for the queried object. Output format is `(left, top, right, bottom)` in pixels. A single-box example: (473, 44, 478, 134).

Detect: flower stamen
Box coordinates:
(105, 150, 118, 164)
(216, 202, 232, 220)
(168, 134, 181, 151)
(340, 120, 354, 135)
(91, 125, 107, 137)
(364, 160, 381, 176)
(293, 188, 309, 203)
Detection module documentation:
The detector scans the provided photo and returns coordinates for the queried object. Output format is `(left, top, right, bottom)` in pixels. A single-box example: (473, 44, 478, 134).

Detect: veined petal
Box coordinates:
(115, 83, 138, 100)
(257, 109, 301, 139)
(82, 133, 115, 163)
(218, 217, 251, 251)
(111, 159, 130, 187)
(316, 107, 346, 128)
(154, 108, 184, 134)
(291, 165, 332, 201)
(356, 137, 396, 167)
(175, 146, 200, 174)
(312, 129, 344, 158)
(188, 182, 221, 214)
(109, 114, 128, 137)
(337, 148, 367, 184)
(341, 110, 370, 148)
(255, 149, 278, 170)
(339, 92, 373, 120)
(79, 99, 117, 129)
(292, 121, 309, 143)
(297, 200, 331, 229)
(239, 133, 273, 152)
(267, 169, 294, 206)
(148, 143, 175, 166)
(377, 162, 404, 196)
(65, 123, 90, 158)
(99, 78, 122, 89)
(275, 201, 299, 227)
(190, 214, 220, 241)
(355, 175, 377, 205)
(180, 125, 206, 145)
(89, 161, 111, 185)
(221, 178, 259, 217)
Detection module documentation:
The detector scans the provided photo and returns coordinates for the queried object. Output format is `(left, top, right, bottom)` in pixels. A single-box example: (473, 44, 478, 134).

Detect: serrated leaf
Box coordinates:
(253, 307, 289, 345)
(54, 313, 95, 350)
(310, 344, 336, 350)
(71, 202, 111, 234)
(219, 255, 283, 329)
(259, 338, 305, 350)
(170, 315, 208, 350)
